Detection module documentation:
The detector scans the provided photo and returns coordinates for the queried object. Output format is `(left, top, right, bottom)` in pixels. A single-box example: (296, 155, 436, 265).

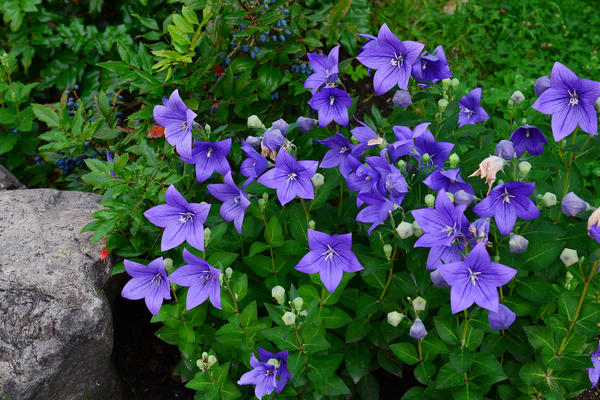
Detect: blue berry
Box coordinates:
(84, 141, 90, 147)
(117, 111, 123, 116)
(91, 151, 98, 158)
(10, 129, 18, 134)
(271, 35, 277, 41)
(74, 84, 79, 90)
(284, 9, 290, 14)
(279, 5, 284, 9)
(65, 90, 70, 94)
(280, 20, 287, 27)
(241, 45, 250, 52)
(89, 116, 96, 121)
(264, 5, 269, 10)
(118, 95, 124, 100)
(239, 24, 245, 29)
(279, 35, 285, 42)
(107, 91, 113, 95)
(253, 46, 260, 53)
(224, 57, 231, 65)
(250, 52, 256, 58)
(284, 29, 291, 35)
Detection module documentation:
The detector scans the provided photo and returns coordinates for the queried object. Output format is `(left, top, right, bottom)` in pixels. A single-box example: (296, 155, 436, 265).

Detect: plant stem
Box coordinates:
(460, 309, 469, 349)
(295, 323, 305, 353)
(300, 198, 310, 226)
(417, 339, 423, 362)
(261, 214, 277, 274)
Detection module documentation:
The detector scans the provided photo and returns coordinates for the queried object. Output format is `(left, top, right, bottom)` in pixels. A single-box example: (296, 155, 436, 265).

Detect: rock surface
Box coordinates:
(0, 164, 25, 190)
(0, 189, 121, 400)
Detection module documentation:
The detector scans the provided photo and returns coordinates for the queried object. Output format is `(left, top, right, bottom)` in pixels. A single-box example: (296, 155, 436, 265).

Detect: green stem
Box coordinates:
(417, 339, 423, 362)
(300, 198, 310, 226)
(460, 309, 469, 349)
(295, 323, 305, 353)
(261, 214, 277, 274)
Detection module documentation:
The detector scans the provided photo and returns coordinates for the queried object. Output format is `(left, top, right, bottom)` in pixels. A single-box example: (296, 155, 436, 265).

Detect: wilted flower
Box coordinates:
(560, 248, 579, 267)
(561, 192, 588, 216)
(532, 62, 600, 141)
(296, 116, 315, 133)
(387, 311, 405, 327)
(495, 140, 515, 159)
(121, 257, 171, 316)
(207, 172, 251, 234)
(509, 125, 549, 156)
(534, 75, 551, 96)
(168, 249, 222, 310)
(304, 45, 340, 94)
(308, 86, 352, 127)
(153, 89, 196, 157)
(469, 155, 505, 193)
(509, 234, 529, 253)
(458, 88, 490, 127)
(469, 218, 490, 244)
(488, 304, 517, 330)
(392, 90, 412, 108)
(409, 318, 428, 339)
(411, 45, 453, 84)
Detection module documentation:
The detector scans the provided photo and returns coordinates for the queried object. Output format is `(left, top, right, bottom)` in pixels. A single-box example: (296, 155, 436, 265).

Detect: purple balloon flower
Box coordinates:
(473, 181, 540, 236)
(304, 45, 340, 95)
(438, 242, 517, 314)
(240, 139, 269, 188)
(356, 24, 424, 95)
(392, 90, 412, 108)
(318, 133, 362, 178)
(590, 226, 600, 244)
(207, 171, 251, 234)
(413, 123, 454, 168)
(388, 125, 414, 161)
(469, 218, 491, 245)
(168, 248, 221, 310)
(488, 304, 517, 330)
(308, 86, 352, 127)
(258, 348, 292, 394)
(534, 75, 551, 97)
(106, 152, 118, 179)
(351, 119, 382, 149)
(427, 244, 464, 270)
(121, 257, 171, 316)
(561, 192, 587, 216)
(153, 89, 197, 157)
(144, 185, 211, 251)
(422, 169, 474, 194)
(181, 138, 232, 183)
(495, 140, 515, 160)
(509, 125, 549, 156)
(588, 341, 600, 388)
(411, 45, 453, 84)
(262, 128, 287, 151)
(296, 116, 315, 133)
(295, 229, 364, 293)
(237, 353, 278, 399)
(409, 318, 428, 340)
(271, 118, 289, 135)
(257, 150, 318, 206)
(356, 193, 395, 234)
(532, 62, 600, 141)
(458, 88, 490, 128)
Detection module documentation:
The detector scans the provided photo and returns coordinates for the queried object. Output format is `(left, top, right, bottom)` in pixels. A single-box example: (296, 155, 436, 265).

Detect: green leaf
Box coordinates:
(265, 215, 284, 246)
(518, 362, 545, 385)
(322, 306, 351, 329)
(0, 135, 18, 154)
(345, 318, 371, 343)
(524, 326, 557, 353)
(449, 348, 473, 374)
(345, 341, 371, 383)
(433, 316, 460, 345)
(207, 251, 238, 269)
(390, 342, 419, 365)
(414, 361, 436, 385)
(436, 362, 464, 389)
(470, 352, 506, 384)
(32, 104, 60, 127)
(356, 294, 379, 318)
(575, 302, 600, 335)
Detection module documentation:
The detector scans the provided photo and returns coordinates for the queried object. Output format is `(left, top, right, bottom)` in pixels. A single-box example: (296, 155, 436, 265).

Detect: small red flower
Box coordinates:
(101, 248, 109, 261)
(148, 124, 165, 138)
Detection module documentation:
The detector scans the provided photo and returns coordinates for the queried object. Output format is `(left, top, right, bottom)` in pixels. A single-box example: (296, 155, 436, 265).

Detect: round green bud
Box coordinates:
(425, 194, 435, 208)
(438, 98, 449, 113)
(282, 311, 296, 326)
(383, 244, 393, 259)
(449, 153, 460, 168)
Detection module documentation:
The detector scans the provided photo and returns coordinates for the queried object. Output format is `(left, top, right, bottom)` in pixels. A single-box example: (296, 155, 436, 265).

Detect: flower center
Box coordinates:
(467, 268, 482, 286)
(568, 89, 579, 107)
(422, 60, 427, 70)
(322, 245, 339, 261)
(206, 147, 214, 158)
(287, 172, 297, 181)
(525, 129, 530, 137)
(340, 146, 349, 154)
(151, 273, 163, 287)
(462, 107, 474, 118)
(329, 95, 335, 106)
(442, 222, 458, 238)
(178, 211, 195, 224)
(499, 187, 515, 204)
(234, 194, 241, 204)
(182, 121, 189, 132)
(390, 52, 405, 68)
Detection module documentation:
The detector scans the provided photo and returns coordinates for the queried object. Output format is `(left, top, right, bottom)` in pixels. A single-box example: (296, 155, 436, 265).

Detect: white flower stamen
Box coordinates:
(467, 268, 482, 286)
(568, 89, 579, 107)
(390, 52, 405, 68)
(178, 211, 195, 224)
(287, 172, 297, 182)
(322, 245, 339, 261)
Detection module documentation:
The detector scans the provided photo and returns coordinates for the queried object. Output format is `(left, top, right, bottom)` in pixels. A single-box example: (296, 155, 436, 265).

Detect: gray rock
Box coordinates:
(0, 164, 25, 190)
(0, 189, 122, 400)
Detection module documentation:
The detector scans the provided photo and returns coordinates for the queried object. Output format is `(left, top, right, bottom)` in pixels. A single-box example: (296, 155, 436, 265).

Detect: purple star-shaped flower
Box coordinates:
(181, 138, 232, 183)
(438, 242, 517, 314)
(411, 189, 470, 249)
(351, 119, 380, 149)
(413, 123, 454, 168)
(240, 139, 269, 188)
(318, 133, 362, 178)
(532, 62, 600, 141)
(388, 125, 414, 161)
(304, 45, 340, 95)
(488, 303, 517, 330)
(458, 88, 490, 128)
(237, 353, 278, 399)
(426, 244, 465, 270)
(423, 169, 474, 194)
(308, 86, 352, 127)
(356, 193, 395, 235)
(144, 185, 211, 251)
(121, 257, 171, 316)
(258, 348, 292, 394)
(473, 181, 540, 236)
(153, 89, 197, 157)
(509, 125, 549, 156)
(588, 340, 600, 388)
(257, 150, 318, 206)
(411, 45, 453, 84)
(168, 248, 221, 309)
(207, 171, 251, 234)
(356, 24, 424, 94)
(262, 128, 287, 151)
(295, 229, 364, 293)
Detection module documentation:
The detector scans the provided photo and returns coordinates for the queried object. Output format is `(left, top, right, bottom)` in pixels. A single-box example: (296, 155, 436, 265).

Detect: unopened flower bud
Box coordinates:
(308, 220, 316, 230)
(509, 234, 529, 253)
(219, 274, 224, 285)
(510, 90, 525, 105)
(282, 311, 296, 326)
(520, 118, 527, 126)
(247, 115, 266, 129)
(450, 78, 460, 90)
(507, 99, 514, 108)
(409, 318, 428, 340)
(262, 192, 269, 202)
(292, 297, 303, 311)
(393, 89, 412, 108)
(421, 153, 431, 165)
(204, 227, 211, 244)
(442, 78, 451, 90)
(387, 311, 405, 327)
(207, 355, 217, 368)
(383, 244, 393, 259)
(258, 197, 267, 209)
(560, 248, 579, 267)
(412, 296, 427, 311)
(448, 153, 459, 168)
(396, 221, 414, 239)
(271, 118, 289, 135)
(518, 161, 531, 178)
(438, 98, 449, 113)
(163, 258, 174, 273)
(299, 310, 308, 317)
(271, 285, 285, 305)
(424, 194, 435, 208)
(493, 255, 501, 262)
(311, 172, 324, 188)
(246, 136, 262, 149)
(225, 267, 233, 280)
(561, 192, 587, 216)
(430, 269, 449, 287)
(412, 221, 423, 237)
(565, 271, 574, 289)
(296, 116, 315, 133)
(534, 75, 551, 97)
(495, 140, 515, 160)
(204, 124, 211, 135)
(454, 190, 474, 206)
(542, 192, 557, 208)
(396, 160, 406, 169)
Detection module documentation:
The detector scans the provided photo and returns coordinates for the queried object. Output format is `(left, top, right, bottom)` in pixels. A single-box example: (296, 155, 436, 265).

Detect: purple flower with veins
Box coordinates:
(308, 86, 352, 127)
(458, 88, 490, 128)
(168, 248, 221, 310)
(438, 242, 517, 314)
(411, 45, 453, 84)
(181, 138, 232, 183)
(144, 185, 211, 251)
(351, 119, 381, 148)
(208, 172, 251, 234)
(534, 75, 551, 96)
(258, 348, 291, 393)
(388, 125, 414, 161)
(121, 257, 171, 316)
(589, 226, 600, 244)
(296, 116, 315, 133)
(356, 193, 395, 234)
(346, 161, 381, 206)
(473, 181, 540, 236)
(385, 165, 409, 205)
(561, 192, 587, 216)
(509, 125, 549, 156)
(257, 150, 318, 206)
(427, 244, 464, 270)
(153, 89, 196, 157)
(413, 123, 454, 167)
(357, 24, 424, 94)
(295, 229, 364, 293)
(304, 45, 340, 95)
(469, 218, 490, 244)
(588, 340, 600, 388)
(488, 303, 517, 330)
(240, 139, 268, 188)
(411, 189, 470, 249)
(532, 62, 600, 141)
(271, 118, 289, 135)
(423, 169, 474, 194)
(409, 318, 428, 339)
(262, 128, 286, 150)
(237, 353, 278, 399)
(318, 133, 363, 178)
